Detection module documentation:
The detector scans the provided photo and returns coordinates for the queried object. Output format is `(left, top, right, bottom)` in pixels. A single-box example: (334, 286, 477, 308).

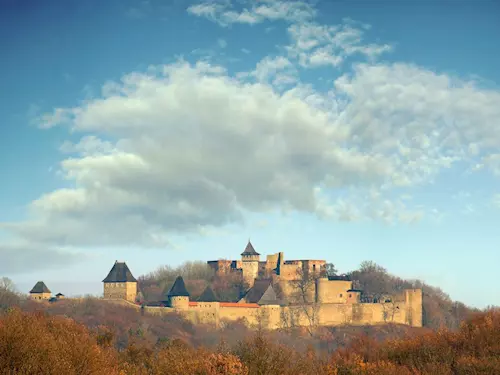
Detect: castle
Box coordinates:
(98, 241, 423, 330)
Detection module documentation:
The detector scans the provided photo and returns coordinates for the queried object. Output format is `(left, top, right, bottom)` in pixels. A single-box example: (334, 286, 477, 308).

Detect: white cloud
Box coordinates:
(285, 22, 392, 68)
(237, 56, 297, 86)
(187, 0, 316, 27)
(14, 60, 400, 248)
(333, 63, 500, 186)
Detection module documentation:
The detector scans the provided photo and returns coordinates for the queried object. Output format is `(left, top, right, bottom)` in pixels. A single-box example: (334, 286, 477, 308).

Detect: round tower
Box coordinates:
(166, 276, 190, 310)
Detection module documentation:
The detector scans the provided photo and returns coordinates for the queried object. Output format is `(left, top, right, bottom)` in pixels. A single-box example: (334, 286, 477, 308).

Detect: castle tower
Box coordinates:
(241, 240, 260, 288)
(102, 261, 137, 302)
(166, 276, 190, 310)
(405, 289, 423, 327)
(29, 281, 51, 300)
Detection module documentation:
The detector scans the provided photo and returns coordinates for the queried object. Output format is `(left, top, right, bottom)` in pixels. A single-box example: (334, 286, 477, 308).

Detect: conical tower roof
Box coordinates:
(167, 276, 190, 297)
(197, 286, 218, 302)
(241, 240, 260, 256)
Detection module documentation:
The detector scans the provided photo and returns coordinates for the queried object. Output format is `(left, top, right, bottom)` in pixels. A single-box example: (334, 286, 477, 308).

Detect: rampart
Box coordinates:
(119, 288, 423, 330)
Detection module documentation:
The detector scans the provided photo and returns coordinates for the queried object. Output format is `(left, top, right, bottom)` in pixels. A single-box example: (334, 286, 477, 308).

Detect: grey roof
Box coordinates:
(30, 281, 51, 294)
(197, 286, 218, 302)
(102, 261, 137, 283)
(241, 240, 260, 256)
(55, 293, 64, 297)
(167, 276, 190, 297)
(347, 289, 363, 293)
(241, 279, 278, 305)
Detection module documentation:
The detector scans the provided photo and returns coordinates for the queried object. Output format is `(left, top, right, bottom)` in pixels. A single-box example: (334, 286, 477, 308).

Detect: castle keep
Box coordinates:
(101, 241, 424, 330)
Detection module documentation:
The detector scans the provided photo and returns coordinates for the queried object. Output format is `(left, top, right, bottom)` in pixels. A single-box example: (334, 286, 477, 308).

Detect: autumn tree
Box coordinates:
(0, 309, 119, 374)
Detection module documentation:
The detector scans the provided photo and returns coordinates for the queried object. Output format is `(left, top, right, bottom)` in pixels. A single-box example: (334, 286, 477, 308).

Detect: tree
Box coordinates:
(212, 272, 246, 302)
(325, 263, 337, 278)
(288, 267, 321, 336)
(0, 277, 16, 292)
(0, 277, 21, 311)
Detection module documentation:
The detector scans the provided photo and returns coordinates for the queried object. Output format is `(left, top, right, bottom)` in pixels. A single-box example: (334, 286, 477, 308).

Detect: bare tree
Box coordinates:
(288, 267, 321, 336)
(0, 277, 16, 292)
(0, 277, 21, 310)
(279, 305, 301, 330)
(325, 263, 338, 277)
(381, 298, 399, 323)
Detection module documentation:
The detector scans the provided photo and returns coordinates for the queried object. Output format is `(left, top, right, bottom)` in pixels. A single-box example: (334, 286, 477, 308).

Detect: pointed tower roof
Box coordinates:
(167, 276, 190, 297)
(241, 240, 260, 256)
(102, 261, 137, 283)
(197, 286, 218, 302)
(30, 281, 51, 294)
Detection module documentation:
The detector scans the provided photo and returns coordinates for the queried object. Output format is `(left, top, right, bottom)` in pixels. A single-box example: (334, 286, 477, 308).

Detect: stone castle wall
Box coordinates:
(132, 289, 423, 330)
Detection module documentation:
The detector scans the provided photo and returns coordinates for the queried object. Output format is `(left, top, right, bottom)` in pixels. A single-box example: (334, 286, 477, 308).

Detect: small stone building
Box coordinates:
(29, 281, 51, 300)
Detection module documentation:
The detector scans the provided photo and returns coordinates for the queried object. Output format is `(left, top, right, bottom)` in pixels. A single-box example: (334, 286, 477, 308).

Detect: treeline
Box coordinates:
(1, 307, 499, 374)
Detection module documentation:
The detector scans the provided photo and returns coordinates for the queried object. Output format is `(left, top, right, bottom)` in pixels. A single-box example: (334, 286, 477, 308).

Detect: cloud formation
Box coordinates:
(2, 0, 500, 256)
(187, 0, 317, 26)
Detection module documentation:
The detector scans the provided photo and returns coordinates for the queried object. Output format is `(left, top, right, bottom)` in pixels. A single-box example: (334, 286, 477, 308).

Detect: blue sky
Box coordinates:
(1, 0, 499, 308)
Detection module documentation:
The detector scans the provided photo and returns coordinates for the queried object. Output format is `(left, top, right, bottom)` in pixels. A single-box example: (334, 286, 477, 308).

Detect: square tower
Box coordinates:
(102, 261, 138, 302)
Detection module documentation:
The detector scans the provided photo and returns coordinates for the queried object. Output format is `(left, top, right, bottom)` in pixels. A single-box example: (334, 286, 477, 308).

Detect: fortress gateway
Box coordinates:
(99, 241, 423, 330)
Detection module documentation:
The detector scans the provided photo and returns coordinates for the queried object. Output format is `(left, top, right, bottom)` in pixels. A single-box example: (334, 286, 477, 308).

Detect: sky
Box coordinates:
(1, 0, 499, 308)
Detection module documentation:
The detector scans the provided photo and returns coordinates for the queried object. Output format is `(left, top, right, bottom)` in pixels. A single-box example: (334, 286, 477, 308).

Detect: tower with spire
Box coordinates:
(240, 240, 260, 288)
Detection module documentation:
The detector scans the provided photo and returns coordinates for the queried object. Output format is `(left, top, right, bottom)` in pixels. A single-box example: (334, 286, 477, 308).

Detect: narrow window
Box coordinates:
(340, 294, 343, 298)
